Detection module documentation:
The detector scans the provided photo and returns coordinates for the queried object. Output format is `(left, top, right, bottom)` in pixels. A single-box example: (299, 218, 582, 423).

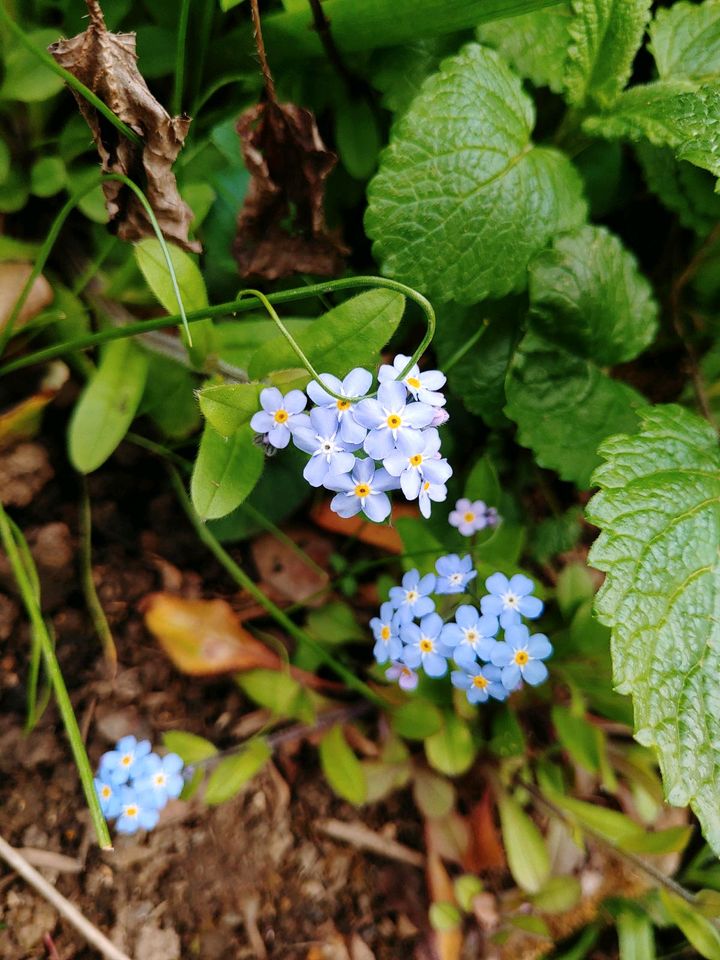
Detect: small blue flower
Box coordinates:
(134, 753, 185, 809)
(385, 661, 419, 691)
(306, 368, 372, 445)
(115, 786, 160, 835)
(378, 354, 447, 407)
(480, 573, 543, 628)
(99, 735, 152, 786)
(401, 613, 452, 678)
(324, 457, 398, 522)
(369, 602, 403, 664)
(451, 663, 507, 704)
(435, 554, 477, 595)
(440, 605, 499, 669)
(449, 498, 500, 536)
(388, 569, 436, 624)
(354, 381, 434, 460)
(383, 428, 452, 502)
(491, 624, 553, 690)
(250, 387, 309, 449)
(94, 776, 123, 819)
(292, 406, 357, 487)
(418, 477, 450, 519)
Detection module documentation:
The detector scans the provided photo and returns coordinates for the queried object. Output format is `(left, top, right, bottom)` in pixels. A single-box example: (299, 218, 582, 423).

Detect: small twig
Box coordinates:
(0, 835, 132, 960)
(249, 0, 277, 103)
(318, 818, 425, 868)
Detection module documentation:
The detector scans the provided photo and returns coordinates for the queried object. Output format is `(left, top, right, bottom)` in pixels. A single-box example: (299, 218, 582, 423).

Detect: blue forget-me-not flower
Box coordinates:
(480, 573, 543, 628)
(435, 554, 477, 595)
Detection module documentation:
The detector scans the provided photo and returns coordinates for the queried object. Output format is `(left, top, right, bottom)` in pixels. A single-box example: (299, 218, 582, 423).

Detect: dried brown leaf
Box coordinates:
(234, 100, 348, 279)
(49, 0, 199, 252)
(0, 263, 53, 333)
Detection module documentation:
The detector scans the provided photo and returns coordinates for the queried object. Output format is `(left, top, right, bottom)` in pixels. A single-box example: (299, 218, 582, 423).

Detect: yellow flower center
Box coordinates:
(465, 630, 478, 643)
(386, 413, 402, 429)
(336, 399, 351, 411)
(380, 625, 391, 641)
(409, 454, 423, 467)
(154, 773, 167, 787)
(503, 591, 520, 609)
(273, 409, 289, 424)
(101, 785, 112, 798)
(354, 483, 371, 498)
(121, 754, 132, 767)
(405, 589, 418, 603)
(472, 675, 489, 689)
(419, 638, 434, 653)
(406, 376, 421, 389)
(125, 805, 138, 818)
(514, 650, 529, 666)
(423, 481, 431, 491)
(463, 512, 475, 523)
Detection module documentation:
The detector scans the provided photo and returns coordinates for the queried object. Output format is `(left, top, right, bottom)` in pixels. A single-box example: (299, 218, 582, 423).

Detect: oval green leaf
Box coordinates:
(319, 724, 367, 805)
(191, 423, 264, 520)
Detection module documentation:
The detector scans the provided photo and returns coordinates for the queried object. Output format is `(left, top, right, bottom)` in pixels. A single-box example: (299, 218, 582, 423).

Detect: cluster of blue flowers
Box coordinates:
(371, 564, 552, 704)
(449, 498, 500, 537)
(250, 356, 452, 521)
(94, 736, 184, 835)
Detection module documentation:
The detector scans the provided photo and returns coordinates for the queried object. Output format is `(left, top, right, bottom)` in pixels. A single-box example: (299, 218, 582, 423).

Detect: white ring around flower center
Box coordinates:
(502, 591, 519, 608)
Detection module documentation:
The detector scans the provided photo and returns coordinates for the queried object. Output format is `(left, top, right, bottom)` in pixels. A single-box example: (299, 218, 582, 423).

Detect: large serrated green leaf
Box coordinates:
(504, 334, 646, 488)
(248, 290, 404, 380)
(565, 0, 652, 107)
(649, 0, 720, 82)
(587, 404, 720, 854)
(477, 3, 572, 94)
(584, 81, 720, 181)
(366, 43, 586, 305)
(68, 340, 149, 474)
(636, 143, 720, 235)
(528, 225, 658, 364)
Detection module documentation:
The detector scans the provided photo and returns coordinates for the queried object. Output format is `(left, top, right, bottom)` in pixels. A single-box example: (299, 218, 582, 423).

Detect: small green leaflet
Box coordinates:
(366, 44, 586, 304)
(496, 793, 550, 894)
(424, 714, 476, 776)
(198, 383, 262, 437)
(319, 724, 367, 805)
(528, 224, 658, 365)
(587, 405, 720, 855)
(248, 289, 405, 380)
(565, 0, 652, 107)
(661, 890, 720, 960)
(504, 334, 646, 488)
(68, 340, 149, 474)
(190, 423, 264, 520)
(616, 909, 656, 960)
(204, 739, 271, 805)
(649, 1, 720, 82)
(477, 3, 572, 94)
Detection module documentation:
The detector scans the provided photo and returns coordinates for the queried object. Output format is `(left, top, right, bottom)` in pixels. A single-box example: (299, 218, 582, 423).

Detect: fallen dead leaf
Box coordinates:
(0, 262, 53, 333)
(234, 100, 347, 279)
(49, 0, 199, 252)
(425, 851, 463, 960)
(311, 500, 417, 553)
(0, 362, 69, 452)
(251, 526, 331, 606)
(467, 788, 506, 872)
(143, 593, 281, 675)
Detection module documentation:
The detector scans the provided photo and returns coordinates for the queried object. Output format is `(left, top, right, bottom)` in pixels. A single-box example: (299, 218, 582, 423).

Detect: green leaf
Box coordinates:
(617, 908, 656, 960)
(134, 238, 214, 364)
(412, 768, 456, 818)
(477, 3, 572, 93)
(30, 157, 67, 198)
(140, 355, 201, 439)
(366, 43, 586, 304)
(465, 455, 502, 505)
(68, 340, 149, 473)
(489, 707, 527, 758)
(204, 739, 272, 805)
(565, 0, 652, 107)
(319, 725, 367, 805)
(237, 669, 314, 722)
(424, 714, 476, 776)
(661, 890, 720, 960)
(0, 29, 65, 102)
(370, 37, 458, 115)
(429, 903, 462, 932)
(528, 225, 658, 365)
(636, 143, 720, 236)
(220, 0, 246, 9)
(215, 318, 310, 367)
(497, 792, 550, 894)
(0, 138, 10, 184)
(248, 289, 405, 380)
(532, 876, 581, 914)
(552, 706, 602, 773)
(190, 423, 264, 520)
(305, 602, 364, 647)
(583, 81, 720, 181)
(162, 730, 218, 764)
(391, 700, 444, 740)
(504, 334, 646, 488)
(587, 404, 720, 854)
(335, 98, 381, 180)
(198, 383, 262, 437)
(649, 1, 720, 82)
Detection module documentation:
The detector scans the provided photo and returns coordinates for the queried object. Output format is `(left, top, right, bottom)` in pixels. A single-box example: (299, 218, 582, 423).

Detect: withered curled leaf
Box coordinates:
(48, 0, 199, 252)
(234, 100, 348, 280)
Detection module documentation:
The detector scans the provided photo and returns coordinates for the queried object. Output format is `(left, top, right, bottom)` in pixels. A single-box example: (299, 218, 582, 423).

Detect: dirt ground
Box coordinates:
(0, 420, 431, 960)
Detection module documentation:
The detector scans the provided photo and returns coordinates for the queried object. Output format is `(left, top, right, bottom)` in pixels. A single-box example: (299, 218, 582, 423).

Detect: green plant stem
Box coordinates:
(79, 481, 117, 673)
(71, 234, 117, 296)
(0, 502, 112, 850)
(189, 0, 216, 115)
(2, 277, 436, 403)
(168, 467, 384, 706)
(442, 320, 490, 373)
(173, 0, 192, 115)
(6, 515, 44, 732)
(0, 5, 141, 147)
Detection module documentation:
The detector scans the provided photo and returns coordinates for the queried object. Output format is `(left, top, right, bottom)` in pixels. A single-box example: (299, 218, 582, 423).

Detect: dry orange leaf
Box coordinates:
(0, 362, 69, 451)
(143, 593, 280, 676)
(0, 262, 53, 333)
(467, 788, 506, 872)
(311, 500, 419, 553)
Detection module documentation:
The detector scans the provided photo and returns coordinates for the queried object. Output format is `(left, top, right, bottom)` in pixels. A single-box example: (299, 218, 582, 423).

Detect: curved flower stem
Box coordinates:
(0, 6, 141, 148)
(173, 0, 192, 115)
(2, 277, 436, 401)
